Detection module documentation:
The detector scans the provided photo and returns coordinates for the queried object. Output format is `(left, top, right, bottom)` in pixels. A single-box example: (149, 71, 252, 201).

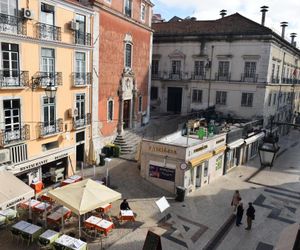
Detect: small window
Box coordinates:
(268, 93, 272, 106)
(107, 100, 113, 121)
(152, 60, 159, 76)
(192, 89, 202, 103)
(244, 62, 256, 77)
(218, 61, 230, 77)
(151, 87, 158, 100)
(125, 43, 132, 69)
(241, 93, 253, 107)
(273, 93, 277, 105)
(138, 96, 142, 112)
(141, 3, 146, 21)
(124, 0, 132, 17)
(216, 91, 227, 105)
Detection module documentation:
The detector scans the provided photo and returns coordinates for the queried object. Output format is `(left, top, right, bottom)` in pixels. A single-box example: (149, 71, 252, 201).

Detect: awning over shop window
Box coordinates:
(227, 139, 245, 149)
(244, 132, 265, 145)
(214, 145, 227, 155)
(189, 152, 213, 167)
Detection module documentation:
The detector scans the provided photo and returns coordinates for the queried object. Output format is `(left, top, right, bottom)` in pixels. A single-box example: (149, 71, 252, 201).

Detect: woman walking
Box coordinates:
(231, 190, 241, 212)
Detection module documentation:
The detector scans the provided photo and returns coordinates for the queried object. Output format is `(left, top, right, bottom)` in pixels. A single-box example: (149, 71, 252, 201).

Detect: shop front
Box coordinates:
(243, 132, 265, 162)
(6, 147, 75, 187)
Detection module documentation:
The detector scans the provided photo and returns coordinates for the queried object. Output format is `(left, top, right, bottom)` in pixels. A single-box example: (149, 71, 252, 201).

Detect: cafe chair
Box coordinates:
(10, 227, 21, 242)
(21, 232, 32, 246)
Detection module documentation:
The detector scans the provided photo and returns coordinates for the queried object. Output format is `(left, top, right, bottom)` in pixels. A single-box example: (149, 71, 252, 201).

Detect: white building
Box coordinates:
(151, 11, 300, 134)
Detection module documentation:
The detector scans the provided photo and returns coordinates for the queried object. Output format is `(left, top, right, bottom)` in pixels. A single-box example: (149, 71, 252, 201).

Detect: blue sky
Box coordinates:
(151, 0, 300, 41)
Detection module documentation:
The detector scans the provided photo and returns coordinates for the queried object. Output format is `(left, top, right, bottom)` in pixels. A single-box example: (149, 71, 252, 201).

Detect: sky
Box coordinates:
(152, 0, 300, 43)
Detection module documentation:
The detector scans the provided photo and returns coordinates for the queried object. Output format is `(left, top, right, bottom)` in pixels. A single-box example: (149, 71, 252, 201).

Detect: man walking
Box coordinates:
(236, 202, 244, 226)
(245, 202, 255, 230)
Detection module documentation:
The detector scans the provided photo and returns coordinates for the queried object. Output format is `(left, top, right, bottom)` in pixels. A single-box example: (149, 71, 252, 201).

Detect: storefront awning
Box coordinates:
(214, 145, 227, 155)
(0, 171, 34, 210)
(227, 139, 245, 149)
(189, 152, 213, 167)
(244, 132, 265, 145)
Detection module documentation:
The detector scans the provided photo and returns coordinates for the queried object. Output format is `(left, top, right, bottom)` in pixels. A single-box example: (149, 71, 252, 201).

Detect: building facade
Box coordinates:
(0, 0, 94, 185)
(90, 0, 153, 155)
(151, 12, 300, 134)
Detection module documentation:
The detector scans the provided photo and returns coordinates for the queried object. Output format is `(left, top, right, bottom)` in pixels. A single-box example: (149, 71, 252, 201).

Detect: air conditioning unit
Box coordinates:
(70, 21, 79, 31)
(0, 149, 10, 164)
(68, 108, 79, 117)
(23, 8, 34, 19)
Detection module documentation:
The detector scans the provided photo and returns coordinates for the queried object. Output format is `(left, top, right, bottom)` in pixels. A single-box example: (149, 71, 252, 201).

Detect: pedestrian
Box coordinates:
(231, 190, 241, 211)
(245, 202, 255, 230)
(236, 202, 244, 226)
(120, 199, 131, 211)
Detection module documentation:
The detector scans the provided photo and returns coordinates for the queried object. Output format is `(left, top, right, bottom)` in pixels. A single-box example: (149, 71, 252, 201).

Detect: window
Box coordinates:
(151, 87, 158, 100)
(0, 0, 18, 33)
(41, 3, 54, 25)
(76, 94, 85, 119)
(216, 156, 223, 170)
(0, 0, 17, 15)
(268, 93, 272, 106)
(276, 65, 280, 80)
(1, 43, 19, 85)
(218, 61, 229, 77)
(216, 91, 227, 105)
(3, 99, 20, 138)
(192, 89, 202, 103)
(271, 63, 275, 80)
(124, 0, 132, 17)
(140, 3, 146, 21)
(107, 99, 113, 121)
(138, 95, 142, 112)
(75, 52, 86, 85)
(125, 43, 132, 69)
(152, 60, 159, 76)
(244, 62, 256, 77)
(203, 161, 208, 177)
(194, 61, 204, 76)
(273, 93, 276, 105)
(171, 60, 181, 74)
(43, 97, 56, 132)
(75, 14, 87, 45)
(241, 93, 253, 107)
(40, 3, 55, 40)
(41, 48, 55, 86)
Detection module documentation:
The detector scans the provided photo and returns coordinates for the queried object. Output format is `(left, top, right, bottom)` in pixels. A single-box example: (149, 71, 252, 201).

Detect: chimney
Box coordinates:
(220, 10, 227, 18)
(290, 33, 297, 45)
(280, 22, 288, 38)
(260, 6, 268, 26)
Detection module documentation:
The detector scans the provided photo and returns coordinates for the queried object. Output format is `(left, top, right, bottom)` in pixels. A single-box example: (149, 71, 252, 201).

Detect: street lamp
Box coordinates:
(258, 134, 280, 168)
(45, 84, 57, 98)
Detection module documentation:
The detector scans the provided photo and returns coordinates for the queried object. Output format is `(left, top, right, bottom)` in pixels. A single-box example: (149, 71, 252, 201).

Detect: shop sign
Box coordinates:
(149, 165, 175, 182)
(148, 145, 177, 155)
(5, 197, 25, 209)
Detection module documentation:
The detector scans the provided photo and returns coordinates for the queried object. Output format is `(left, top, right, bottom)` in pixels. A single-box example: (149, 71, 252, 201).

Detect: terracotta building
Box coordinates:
(90, 0, 153, 155)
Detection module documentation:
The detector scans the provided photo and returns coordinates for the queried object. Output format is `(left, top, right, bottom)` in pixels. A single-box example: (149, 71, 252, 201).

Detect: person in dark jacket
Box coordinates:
(245, 202, 255, 230)
(236, 202, 244, 226)
(120, 199, 131, 210)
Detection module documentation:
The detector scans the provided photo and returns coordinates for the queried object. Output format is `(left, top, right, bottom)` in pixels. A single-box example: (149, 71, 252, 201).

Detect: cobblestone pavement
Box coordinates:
(0, 130, 299, 250)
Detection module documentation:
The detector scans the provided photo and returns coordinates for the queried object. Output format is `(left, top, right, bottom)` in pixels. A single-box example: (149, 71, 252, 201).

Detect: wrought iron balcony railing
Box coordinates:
(0, 70, 29, 87)
(39, 119, 63, 137)
(72, 72, 91, 86)
(0, 125, 30, 147)
(241, 73, 258, 83)
(36, 22, 61, 41)
(73, 113, 91, 130)
(151, 71, 161, 80)
(31, 72, 62, 88)
(191, 72, 207, 80)
(75, 31, 91, 46)
(215, 73, 231, 81)
(271, 77, 280, 83)
(0, 13, 26, 35)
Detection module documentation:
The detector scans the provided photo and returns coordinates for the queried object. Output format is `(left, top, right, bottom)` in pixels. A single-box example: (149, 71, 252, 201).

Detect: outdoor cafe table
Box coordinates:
(96, 203, 112, 213)
(0, 208, 17, 220)
(95, 219, 114, 236)
(21, 224, 43, 242)
(20, 199, 41, 209)
(47, 207, 72, 224)
(84, 215, 102, 228)
(55, 234, 87, 250)
(120, 210, 135, 222)
(12, 220, 32, 231)
(33, 202, 51, 213)
(39, 229, 60, 246)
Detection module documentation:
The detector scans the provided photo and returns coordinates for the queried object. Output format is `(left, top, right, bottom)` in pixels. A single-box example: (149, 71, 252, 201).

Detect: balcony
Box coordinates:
(0, 125, 30, 147)
(151, 71, 161, 80)
(191, 72, 207, 80)
(271, 77, 280, 84)
(0, 70, 29, 87)
(74, 31, 91, 46)
(0, 13, 26, 35)
(241, 73, 258, 83)
(72, 113, 91, 130)
(72, 72, 91, 87)
(39, 119, 63, 137)
(215, 73, 231, 81)
(36, 22, 61, 41)
(32, 72, 62, 88)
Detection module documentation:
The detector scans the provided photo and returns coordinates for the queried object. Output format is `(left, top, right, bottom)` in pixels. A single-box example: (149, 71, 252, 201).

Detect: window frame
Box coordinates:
(107, 99, 114, 122)
(124, 0, 132, 17)
(241, 92, 254, 107)
(124, 42, 132, 69)
(192, 89, 202, 103)
(218, 61, 230, 77)
(75, 93, 85, 120)
(138, 95, 143, 113)
(150, 86, 158, 100)
(140, 3, 146, 22)
(244, 61, 256, 78)
(216, 91, 227, 105)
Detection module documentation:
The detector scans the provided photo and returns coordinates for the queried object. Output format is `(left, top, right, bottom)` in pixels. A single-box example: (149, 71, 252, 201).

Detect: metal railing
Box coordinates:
(215, 73, 231, 81)
(31, 72, 62, 88)
(39, 119, 63, 137)
(0, 13, 26, 35)
(151, 71, 161, 80)
(72, 72, 91, 86)
(271, 77, 280, 83)
(72, 113, 91, 129)
(74, 31, 91, 46)
(0, 70, 29, 87)
(36, 22, 61, 41)
(241, 73, 258, 83)
(191, 72, 207, 80)
(0, 125, 30, 147)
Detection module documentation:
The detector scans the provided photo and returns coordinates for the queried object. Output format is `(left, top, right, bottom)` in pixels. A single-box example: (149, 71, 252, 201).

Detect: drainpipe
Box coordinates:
(146, 32, 153, 124)
(207, 45, 214, 108)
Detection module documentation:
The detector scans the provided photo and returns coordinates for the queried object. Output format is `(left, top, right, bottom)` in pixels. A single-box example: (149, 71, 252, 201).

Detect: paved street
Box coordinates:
(0, 130, 299, 250)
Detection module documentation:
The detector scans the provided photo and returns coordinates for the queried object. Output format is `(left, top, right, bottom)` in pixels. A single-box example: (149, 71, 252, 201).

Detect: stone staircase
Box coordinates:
(113, 130, 142, 160)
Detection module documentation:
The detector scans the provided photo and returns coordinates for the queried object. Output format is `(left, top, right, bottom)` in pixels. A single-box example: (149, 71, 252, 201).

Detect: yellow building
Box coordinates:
(0, 0, 94, 186)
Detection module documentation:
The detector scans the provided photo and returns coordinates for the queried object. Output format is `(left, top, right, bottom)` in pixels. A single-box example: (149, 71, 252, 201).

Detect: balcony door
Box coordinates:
(3, 99, 21, 142)
(41, 48, 55, 86)
(75, 14, 86, 45)
(0, 0, 18, 33)
(1, 43, 19, 86)
(75, 52, 86, 85)
(40, 3, 55, 40)
(43, 97, 56, 134)
(75, 94, 85, 127)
